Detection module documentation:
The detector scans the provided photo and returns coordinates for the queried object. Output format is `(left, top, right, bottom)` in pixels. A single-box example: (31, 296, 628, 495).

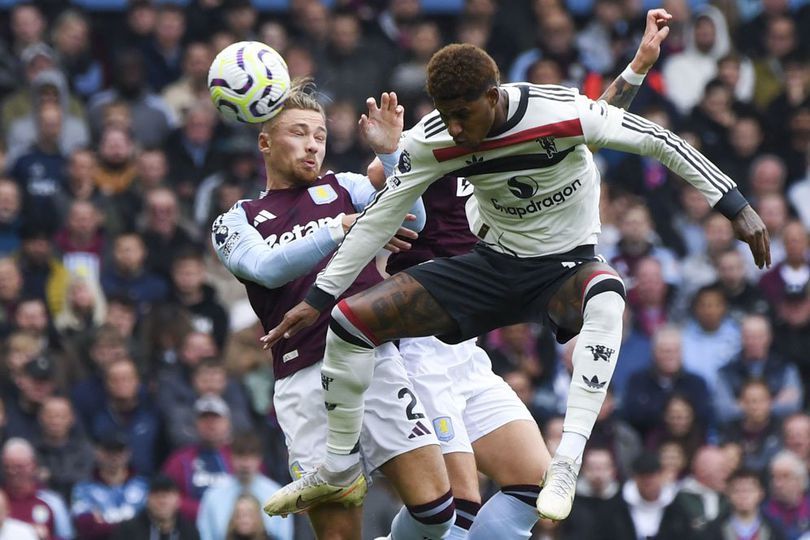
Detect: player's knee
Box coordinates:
(329, 300, 379, 348)
(581, 274, 626, 327)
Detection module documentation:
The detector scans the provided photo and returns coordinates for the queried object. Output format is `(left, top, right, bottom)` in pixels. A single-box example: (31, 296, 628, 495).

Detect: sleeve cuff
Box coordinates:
(305, 285, 336, 312)
(713, 188, 749, 220)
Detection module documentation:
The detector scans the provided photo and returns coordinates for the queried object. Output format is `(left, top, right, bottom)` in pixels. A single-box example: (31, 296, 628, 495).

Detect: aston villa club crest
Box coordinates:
(307, 184, 338, 205)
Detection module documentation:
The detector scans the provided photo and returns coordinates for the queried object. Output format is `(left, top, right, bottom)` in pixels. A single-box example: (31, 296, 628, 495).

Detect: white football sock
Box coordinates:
(468, 487, 540, 540)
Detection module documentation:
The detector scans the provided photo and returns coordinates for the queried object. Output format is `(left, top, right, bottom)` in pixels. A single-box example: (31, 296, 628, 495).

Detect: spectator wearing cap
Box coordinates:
(0, 489, 38, 540)
(720, 379, 783, 472)
(764, 450, 810, 539)
(87, 48, 175, 148)
(704, 468, 787, 540)
(657, 445, 731, 540)
(71, 430, 148, 539)
(162, 395, 234, 521)
(35, 397, 94, 502)
(91, 359, 161, 475)
(197, 432, 292, 540)
(3, 355, 59, 441)
(111, 475, 199, 540)
(715, 314, 803, 424)
(101, 233, 169, 317)
(158, 356, 250, 450)
(596, 451, 677, 540)
(1, 42, 85, 133)
(1, 438, 73, 540)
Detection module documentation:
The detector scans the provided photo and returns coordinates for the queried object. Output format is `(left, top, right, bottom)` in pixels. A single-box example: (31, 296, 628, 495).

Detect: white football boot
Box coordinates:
(263, 462, 367, 517)
(535, 455, 581, 520)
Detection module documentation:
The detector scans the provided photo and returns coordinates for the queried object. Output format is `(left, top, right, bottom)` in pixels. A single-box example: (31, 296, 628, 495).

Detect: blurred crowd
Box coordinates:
(0, 0, 808, 538)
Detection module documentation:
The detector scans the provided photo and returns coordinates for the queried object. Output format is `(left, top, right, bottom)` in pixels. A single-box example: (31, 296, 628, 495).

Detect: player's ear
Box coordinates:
(486, 86, 500, 107)
(258, 130, 271, 155)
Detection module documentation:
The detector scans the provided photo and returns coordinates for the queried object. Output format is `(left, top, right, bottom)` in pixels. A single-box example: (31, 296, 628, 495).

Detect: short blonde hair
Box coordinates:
(262, 77, 324, 131)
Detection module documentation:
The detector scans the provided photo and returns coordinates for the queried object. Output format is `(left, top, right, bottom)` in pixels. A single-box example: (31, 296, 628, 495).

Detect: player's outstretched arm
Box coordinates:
(599, 8, 671, 109)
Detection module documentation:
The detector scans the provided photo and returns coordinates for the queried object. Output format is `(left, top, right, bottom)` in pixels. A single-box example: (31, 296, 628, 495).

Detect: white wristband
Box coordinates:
(621, 65, 646, 86)
(328, 213, 347, 243)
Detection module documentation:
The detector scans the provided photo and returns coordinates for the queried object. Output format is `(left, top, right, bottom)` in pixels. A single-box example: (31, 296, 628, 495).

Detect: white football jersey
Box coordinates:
(315, 83, 747, 298)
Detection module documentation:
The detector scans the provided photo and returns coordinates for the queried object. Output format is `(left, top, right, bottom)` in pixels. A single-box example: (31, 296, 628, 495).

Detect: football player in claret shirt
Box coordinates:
(212, 83, 460, 539)
(264, 15, 771, 525)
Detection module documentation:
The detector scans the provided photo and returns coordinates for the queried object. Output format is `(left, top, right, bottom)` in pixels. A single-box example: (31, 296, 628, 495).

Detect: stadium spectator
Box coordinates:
(720, 379, 783, 472)
(704, 468, 787, 540)
(54, 202, 105, 280)
(644, 394, 706, 462)
(90, 359, 161, 476)
(0, 180, 22, 257)
(0, 332, 40, 392)
(141, 303, 194, 373)
(0, 489, 38, 540)
(93, 127, 138, 197)
(54, 150, 108, 228)
(681, 284, 741, 389)
(222, 495, 268, 540)
(657, 445, 731, 540)
(100, 233, 169, 315)
(103, 296, 143, 367)
(162, 395, 233, 521)
(10, 103, 68, 224)
(70, 431, 148, 539)
(752, 16, 798, 110)
(5, 69, 90, 166)
(756, 193, 790, 268)
(389, 20, 444, 103)
(678, 213, 739, 307)
(158, 357, 251, 450)
(4, 356, 60, 441)
(322, 101, 368, 175)
(714, 248, 771, 321)
(622, 326, 711, 438)
(140, 188, 200, 279)
(586, 386, 642, 480)
(509, 8, 584, 86)
(1, 438, 73, 540)
(197, 433, 291, 540)
(783, 413, 810, 474)
(715, 314, 803, 423)
(87, 49, 175, 148)
(141, 5, 186, 92)
(35, 397, 93, 502)
(111, 474, 199, 540)
(70, 325, 128, 427)
(716, 114, 766, 191)
(763, 450, 810, 539)
(51, 10, 104, 100)
(594, 451, 677, 540)
(162, 42, 214, 120)
(54, 275, 107, 352)
(610, 307, 652, 401)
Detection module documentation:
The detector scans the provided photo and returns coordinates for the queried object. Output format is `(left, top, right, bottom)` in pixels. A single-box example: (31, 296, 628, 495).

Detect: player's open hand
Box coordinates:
(341, 212, 419, 253)
(359, 92, 404, 154)
(732, 205, 771, 269)
(631, 9, 672, 74)
(261, 301, 320, 349)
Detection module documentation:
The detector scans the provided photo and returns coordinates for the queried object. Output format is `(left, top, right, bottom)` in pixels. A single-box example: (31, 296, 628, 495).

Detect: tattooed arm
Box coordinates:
(599, 8, 671, 108)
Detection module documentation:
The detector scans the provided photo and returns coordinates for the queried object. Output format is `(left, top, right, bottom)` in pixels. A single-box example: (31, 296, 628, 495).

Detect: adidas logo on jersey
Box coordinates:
(408, 421, 432, 439)
(253, 210, 276, 226)
(264, 217, 337, 249)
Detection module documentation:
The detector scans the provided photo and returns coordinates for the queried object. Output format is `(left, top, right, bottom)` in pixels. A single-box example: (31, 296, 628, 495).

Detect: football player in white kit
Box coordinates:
(263, 15, 770, 528)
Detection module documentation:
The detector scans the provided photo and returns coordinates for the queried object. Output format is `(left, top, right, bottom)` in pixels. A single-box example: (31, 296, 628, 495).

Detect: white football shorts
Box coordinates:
(399, 337, 534, 455)
(273, 342, 438, 479)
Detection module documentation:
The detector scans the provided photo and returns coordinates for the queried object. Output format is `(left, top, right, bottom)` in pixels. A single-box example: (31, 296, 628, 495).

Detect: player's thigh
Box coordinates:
(443, 451, 481, 503)
(546, 261, 622, 334)
(342, 272, 457, 342)
(379, 443, 451, 506)
(307, 502, 362, 540)
(472, 420, 549, 487)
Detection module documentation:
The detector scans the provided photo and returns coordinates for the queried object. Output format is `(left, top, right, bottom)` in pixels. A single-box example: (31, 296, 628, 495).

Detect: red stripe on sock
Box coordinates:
(337, 300, 381, 346)
(580, 271, 616, 308)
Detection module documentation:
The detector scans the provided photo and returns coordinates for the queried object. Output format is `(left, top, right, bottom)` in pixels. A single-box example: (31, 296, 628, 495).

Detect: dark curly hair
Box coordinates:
(426, 44, 500, 102)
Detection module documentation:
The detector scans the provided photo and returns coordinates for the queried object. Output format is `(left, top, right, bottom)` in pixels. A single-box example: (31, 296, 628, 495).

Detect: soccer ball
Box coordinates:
(208, 41, 291, 124)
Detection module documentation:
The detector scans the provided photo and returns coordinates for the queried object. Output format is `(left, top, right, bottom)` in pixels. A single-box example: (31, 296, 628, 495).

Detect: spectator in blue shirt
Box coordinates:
(71, 430, 148, 539)
(91, 359, 161, 475)
(0, 179, 22, 256)
(100, 233, 168, 317)
(197, 432, 291, 540)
